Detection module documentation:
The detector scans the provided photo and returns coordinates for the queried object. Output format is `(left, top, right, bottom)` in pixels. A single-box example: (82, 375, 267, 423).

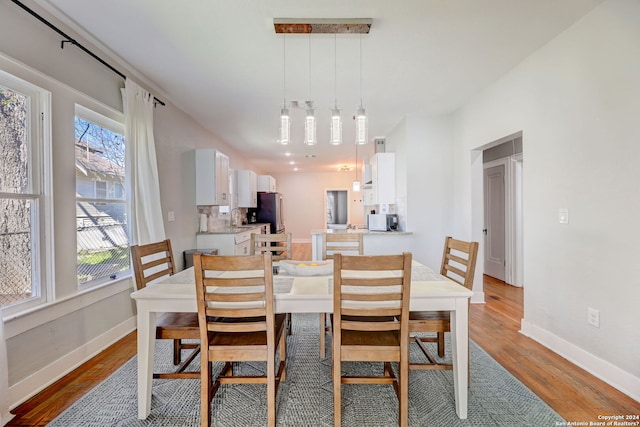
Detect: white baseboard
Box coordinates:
(520, 319, 640, 403)
(471, 291, 485, 304)
(8, 317, 136, 410)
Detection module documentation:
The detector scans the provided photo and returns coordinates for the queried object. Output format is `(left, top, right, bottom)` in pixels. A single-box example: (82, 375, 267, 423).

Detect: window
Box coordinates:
(75, 105, 129, 286)
(0, 70, 52, 311)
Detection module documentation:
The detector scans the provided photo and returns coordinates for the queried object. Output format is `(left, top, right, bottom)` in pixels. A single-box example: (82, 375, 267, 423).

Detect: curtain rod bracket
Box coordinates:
(60, 39, 77, 49)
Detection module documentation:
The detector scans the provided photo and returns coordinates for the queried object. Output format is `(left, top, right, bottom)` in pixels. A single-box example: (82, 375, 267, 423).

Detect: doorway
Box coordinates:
(325, 189, 349, 229)
(482, 133, 524, 287)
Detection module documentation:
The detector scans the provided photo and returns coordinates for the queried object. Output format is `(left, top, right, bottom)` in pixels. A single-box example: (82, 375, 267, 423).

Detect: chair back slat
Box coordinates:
(323, 232, 364, 260)
(439, 236, 479, 290)
(334, 253, 412, 333)
(131, 239, 176, 290)
(250, 232, 292, 261)
(194, 253, 273, 336)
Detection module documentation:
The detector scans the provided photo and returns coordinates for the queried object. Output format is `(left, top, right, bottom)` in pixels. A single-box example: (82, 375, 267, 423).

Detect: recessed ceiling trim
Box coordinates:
(274, 18, 372, 34)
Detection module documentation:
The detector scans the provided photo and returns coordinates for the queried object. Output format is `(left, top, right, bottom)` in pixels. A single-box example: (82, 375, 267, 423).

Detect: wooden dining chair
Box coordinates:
(320, 232, 364, 358)
(332, 252, 412, 427)
(130, 239, 200, 379)
(250, 232, 292, 261)
(194, 253, 287, 427)
(409, 236, 479, 371)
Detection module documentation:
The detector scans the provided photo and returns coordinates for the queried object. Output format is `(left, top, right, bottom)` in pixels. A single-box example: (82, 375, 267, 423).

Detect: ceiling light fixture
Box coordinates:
(279, 34, 290, 145)
(304, 35, 317, 145)
(355, 33, 368, 145)
(273, 18, 371, 147)
(330, 34, 342, 145)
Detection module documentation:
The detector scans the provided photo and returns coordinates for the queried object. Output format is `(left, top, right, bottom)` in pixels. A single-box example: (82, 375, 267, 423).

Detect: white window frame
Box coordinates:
(0, 69, 54, 317)
(75, 104, 130, 289)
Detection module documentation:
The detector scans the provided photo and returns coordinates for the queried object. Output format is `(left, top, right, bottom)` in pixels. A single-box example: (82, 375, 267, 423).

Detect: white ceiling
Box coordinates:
(38, 0, 602, 173)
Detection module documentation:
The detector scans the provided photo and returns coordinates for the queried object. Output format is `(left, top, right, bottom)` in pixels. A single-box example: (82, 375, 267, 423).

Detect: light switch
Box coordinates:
(167, 211, 175, 222)
(559, 208, 569, 224)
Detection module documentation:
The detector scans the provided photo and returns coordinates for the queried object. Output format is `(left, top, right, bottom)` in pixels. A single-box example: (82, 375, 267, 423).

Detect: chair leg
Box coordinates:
(437, 332, 445, 358)
(320, 313, 326, 359)
(200, 354, 212, 427)
(333, 352, 341, 427)
(279, 328, 287, 382)
(400, 349, 409, 427)
(173, 339, 181, 365)
(267, 352, 276, 427)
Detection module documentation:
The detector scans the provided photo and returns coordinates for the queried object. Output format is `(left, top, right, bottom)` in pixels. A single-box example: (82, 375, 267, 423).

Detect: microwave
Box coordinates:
(368, 214, 398, 231)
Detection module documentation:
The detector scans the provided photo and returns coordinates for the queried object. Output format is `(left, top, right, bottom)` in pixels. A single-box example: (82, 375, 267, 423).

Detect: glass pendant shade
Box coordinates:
(330, 108, 342, 145)
(279, 107, 290, 145)
(352, 179, 360, 192)
(304, 107, 317, 145)
(355, 106, 368, 145)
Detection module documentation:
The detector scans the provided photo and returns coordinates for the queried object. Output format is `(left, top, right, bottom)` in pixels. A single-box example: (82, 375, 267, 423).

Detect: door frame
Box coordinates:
(483, 155, 523, 287)
(323, 188, 350, 229)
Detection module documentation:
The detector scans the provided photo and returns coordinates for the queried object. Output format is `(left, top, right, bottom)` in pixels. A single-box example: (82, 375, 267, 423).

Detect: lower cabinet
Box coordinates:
(196, 227, 262, 255)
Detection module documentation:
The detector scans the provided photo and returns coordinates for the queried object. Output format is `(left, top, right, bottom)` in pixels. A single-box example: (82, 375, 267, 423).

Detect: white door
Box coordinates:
(484, 164, 506, 281)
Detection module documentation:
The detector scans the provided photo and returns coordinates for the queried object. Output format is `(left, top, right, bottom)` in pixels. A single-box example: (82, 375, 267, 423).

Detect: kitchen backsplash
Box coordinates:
(197, 206, 247, 232)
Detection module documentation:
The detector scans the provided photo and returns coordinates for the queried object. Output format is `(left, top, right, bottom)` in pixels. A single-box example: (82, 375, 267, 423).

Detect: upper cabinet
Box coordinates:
(257, 175, 276, 192)
(195, 149, 229, 205)
(235, 170, 257, 207)
(367, 153, 395, 206)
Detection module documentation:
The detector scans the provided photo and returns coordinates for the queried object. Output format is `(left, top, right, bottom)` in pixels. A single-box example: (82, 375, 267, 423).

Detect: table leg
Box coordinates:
(137, 302, 156, 419)
(450, 298, 469, 419)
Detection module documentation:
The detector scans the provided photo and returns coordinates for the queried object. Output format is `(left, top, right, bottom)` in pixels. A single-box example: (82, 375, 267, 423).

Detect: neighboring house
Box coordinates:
(75, 141, 128, 283)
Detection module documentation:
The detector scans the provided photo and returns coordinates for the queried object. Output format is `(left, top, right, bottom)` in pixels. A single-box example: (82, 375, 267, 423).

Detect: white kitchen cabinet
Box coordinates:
(369, 153, 395, 205)
(195, 149, 229, 205)
(257, 175, 276, 192)
(196, 226, 262, 255)
(235, 170, 257, 207)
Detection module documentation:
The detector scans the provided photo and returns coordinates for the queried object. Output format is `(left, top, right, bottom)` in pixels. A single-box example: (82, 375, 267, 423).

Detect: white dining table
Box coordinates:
(130, 260, 473, 420)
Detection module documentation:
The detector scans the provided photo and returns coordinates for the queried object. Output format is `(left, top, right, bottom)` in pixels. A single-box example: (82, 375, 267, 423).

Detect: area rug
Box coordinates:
(48, 314, 565, 426)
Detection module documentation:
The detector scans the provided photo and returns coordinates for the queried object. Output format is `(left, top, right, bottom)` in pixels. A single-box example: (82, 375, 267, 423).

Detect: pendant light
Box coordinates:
(304, 34, 317, 145)
(355, 33, 368, 145)
(352, 143, 361, 192)
(279, 34, 290, 145)
(330, 34, 342, 145)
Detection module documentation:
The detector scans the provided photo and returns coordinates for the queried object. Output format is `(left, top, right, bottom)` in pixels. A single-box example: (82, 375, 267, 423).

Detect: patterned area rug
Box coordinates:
(48, 314, 564, 426)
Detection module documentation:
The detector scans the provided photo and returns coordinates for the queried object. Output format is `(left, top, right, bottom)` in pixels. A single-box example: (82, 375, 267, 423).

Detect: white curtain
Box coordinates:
(0, 307, 13, 425)
(123, 79, 166, 245)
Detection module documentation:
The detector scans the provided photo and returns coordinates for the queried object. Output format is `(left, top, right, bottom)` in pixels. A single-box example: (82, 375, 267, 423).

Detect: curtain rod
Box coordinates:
(11, 0, 166, 107)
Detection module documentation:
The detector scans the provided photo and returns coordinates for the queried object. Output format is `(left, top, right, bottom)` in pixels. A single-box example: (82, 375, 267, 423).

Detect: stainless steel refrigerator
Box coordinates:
(255, 192, 285, 234)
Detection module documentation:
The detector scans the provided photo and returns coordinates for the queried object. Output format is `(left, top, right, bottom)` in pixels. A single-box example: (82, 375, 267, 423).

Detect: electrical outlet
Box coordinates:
(587, 307, 600, 328)
(167, 211, 175, 222)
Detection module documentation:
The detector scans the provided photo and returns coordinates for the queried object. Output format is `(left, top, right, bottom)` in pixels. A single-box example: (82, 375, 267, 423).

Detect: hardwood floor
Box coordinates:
(7, 244, 639, 425)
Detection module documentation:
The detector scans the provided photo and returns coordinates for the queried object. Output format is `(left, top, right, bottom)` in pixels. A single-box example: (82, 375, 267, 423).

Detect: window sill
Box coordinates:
(2, 275, 134, 339)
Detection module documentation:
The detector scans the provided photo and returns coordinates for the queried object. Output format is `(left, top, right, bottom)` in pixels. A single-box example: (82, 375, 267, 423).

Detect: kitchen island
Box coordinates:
(196, 223, 269, 255)
(310, 228, 413, 261)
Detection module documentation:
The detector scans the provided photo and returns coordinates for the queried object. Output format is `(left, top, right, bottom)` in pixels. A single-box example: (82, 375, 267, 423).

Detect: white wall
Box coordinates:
(452, 0, 640, 400)
(271, 171, 365, 242)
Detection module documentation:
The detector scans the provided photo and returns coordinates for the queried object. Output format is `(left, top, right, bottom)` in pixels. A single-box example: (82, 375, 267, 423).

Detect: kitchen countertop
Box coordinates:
(310, 229, 412, 236)
(197, 223, 269, 235)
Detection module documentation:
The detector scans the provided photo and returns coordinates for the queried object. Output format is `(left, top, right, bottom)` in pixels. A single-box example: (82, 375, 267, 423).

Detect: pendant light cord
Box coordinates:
(359, 33, 363, 106)
(283, 34, 286, 106)
(334, 34, 338, 109)
(308, 33, 312, 102)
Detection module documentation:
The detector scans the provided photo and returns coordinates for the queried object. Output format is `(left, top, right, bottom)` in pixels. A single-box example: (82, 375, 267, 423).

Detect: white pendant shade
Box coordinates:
(280, 107, 290, 144)
(304, 107, 317, 145)
(355, 106, 368, 145)
(352, 180, 360, 192)
(330, 108, 342, 145)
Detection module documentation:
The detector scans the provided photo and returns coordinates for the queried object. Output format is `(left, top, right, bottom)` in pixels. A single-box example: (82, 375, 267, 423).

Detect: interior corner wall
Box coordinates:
(451, 0, 640, 399)
(385, 115, 454, 269)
